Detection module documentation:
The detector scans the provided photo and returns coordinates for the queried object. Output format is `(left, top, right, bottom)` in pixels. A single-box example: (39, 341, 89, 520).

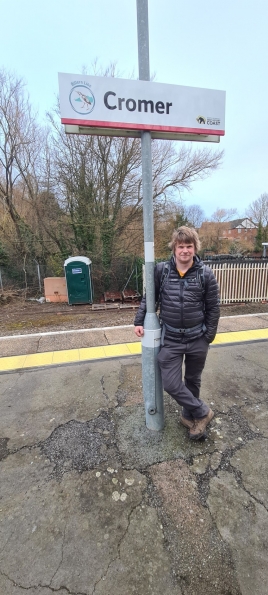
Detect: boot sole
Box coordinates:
(189, 430, 208, 441)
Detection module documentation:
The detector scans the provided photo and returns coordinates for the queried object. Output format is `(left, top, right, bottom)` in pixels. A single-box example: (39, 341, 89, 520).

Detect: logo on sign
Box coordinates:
(69, 83, 95, 115)
(196, 116, 206, 124)
(196, 115, 221, 126)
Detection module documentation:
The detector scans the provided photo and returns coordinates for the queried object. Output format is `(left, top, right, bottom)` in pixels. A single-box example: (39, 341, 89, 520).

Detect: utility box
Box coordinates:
(64, 256, 93, 305)
(44, 277, 68, 302)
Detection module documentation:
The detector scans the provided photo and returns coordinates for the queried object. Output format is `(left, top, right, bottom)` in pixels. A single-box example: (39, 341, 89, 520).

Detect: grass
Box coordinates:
(4, 314, 77, 330)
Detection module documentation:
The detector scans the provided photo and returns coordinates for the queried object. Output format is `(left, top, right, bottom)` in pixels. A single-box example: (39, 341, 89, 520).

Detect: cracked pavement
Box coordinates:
(0, 342, 268, 594)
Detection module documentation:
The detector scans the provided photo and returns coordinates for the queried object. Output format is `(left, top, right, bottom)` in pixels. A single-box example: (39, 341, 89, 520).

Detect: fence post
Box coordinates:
(34, 259, 42, 293)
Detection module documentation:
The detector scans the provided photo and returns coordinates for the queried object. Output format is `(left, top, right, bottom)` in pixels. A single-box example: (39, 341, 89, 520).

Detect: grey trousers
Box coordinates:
(157, 335, 210, 420)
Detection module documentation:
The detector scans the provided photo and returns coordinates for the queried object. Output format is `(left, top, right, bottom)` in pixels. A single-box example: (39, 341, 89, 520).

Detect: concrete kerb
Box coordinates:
(1, 341, 268, 595)
(1, 313, 268, 363)
(1, 337, 268, 377)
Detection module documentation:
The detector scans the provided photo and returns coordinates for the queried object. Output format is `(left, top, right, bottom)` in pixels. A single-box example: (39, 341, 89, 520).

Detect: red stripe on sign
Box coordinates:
(61, 118, 225, 136)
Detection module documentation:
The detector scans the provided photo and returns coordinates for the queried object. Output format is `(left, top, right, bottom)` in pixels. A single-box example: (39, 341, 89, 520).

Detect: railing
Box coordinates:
(207, 261, 268, 304)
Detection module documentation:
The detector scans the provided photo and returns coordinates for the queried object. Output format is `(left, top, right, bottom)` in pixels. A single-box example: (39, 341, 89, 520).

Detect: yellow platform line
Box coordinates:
(0, 328, 267, 372)
(212, 328, 268, 344)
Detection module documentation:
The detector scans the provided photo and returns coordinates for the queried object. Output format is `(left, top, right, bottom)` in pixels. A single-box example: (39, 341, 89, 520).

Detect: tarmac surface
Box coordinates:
(0, 313, 268, 594)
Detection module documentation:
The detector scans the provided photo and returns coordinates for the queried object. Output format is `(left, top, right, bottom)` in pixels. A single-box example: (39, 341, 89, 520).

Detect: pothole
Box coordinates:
(40, 413, 118, 477)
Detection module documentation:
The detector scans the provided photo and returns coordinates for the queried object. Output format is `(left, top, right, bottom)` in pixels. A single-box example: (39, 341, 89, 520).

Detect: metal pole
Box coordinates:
(136, 0, 164, 430)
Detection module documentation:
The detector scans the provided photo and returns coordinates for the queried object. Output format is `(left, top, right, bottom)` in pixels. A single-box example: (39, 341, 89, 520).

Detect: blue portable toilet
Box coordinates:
(64, 256, 93, 305)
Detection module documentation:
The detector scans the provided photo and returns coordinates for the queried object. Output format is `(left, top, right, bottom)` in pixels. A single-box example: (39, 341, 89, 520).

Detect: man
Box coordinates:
(134, 226, 220, 440)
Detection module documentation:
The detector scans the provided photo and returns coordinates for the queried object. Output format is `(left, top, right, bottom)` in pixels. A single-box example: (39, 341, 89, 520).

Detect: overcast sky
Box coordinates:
(1, 0, 267, 219)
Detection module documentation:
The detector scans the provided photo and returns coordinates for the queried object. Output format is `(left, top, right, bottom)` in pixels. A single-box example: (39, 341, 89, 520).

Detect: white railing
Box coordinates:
(143, 260, 268, 304)
(208, 261, 268, 304)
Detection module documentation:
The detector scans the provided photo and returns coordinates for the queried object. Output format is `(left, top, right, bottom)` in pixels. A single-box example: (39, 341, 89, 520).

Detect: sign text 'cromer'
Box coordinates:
(104, 91, 173, 114)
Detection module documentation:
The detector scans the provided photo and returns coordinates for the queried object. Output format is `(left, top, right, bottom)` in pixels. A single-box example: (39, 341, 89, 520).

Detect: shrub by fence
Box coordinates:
(0, 255, 144, 300)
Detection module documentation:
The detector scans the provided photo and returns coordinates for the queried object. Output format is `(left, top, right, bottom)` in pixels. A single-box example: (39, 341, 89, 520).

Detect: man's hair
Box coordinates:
(168, 226, 201, 253)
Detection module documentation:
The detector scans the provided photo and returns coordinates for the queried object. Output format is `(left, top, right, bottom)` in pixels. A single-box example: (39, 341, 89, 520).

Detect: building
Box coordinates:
(199, 218, 258, 255)
(221, 218, 257, 241)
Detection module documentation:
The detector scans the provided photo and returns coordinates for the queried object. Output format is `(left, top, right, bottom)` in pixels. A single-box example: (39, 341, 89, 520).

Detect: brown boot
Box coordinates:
(179, 415, 194, 430)
(189, 409, 214, 440)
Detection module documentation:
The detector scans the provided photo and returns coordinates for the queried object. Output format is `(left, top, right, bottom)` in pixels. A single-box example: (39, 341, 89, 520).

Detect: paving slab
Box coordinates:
(0, 342, 268, 594)
(241, 401, 268, 437)
(207, 472, 268, 595)
(0, 336, 40, 357)
(38, 331, 110, 352)
(218, 313, 268, 332)
(230, 439, 268, 505)
(0, 360, 120, 450)
(104, 327, 139, 344)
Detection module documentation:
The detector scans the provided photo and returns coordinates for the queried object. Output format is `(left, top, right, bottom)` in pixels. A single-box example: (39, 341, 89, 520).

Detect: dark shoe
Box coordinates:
(189, 409, 214, 440)
(179, 415, 194, 430)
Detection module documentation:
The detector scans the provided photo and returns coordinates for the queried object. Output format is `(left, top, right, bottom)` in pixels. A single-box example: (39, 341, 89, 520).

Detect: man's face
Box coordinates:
(174, 242, 195, 267)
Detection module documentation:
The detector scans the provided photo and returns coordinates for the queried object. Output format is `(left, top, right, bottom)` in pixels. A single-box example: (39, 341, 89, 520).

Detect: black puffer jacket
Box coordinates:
(134, 255, 220, 343)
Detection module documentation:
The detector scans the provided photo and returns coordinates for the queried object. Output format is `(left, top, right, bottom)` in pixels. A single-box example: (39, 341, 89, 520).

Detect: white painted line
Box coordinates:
(0, 325, 133, 341)
(1, 311, 267, 341)
(220, 312, 268, 319)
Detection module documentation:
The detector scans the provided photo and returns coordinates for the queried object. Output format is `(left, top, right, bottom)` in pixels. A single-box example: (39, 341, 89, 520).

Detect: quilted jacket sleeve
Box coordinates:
(203, 266, 220, 343)
(134, 263, 163, 326)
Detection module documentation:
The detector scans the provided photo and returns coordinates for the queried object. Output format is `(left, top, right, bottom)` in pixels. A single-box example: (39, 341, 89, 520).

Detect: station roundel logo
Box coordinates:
(69, 85, 95, 115)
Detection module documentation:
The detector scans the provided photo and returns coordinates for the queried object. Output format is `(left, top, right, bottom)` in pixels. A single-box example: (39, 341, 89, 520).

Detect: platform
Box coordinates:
(0, 337, 268, 594)
(0, 312, 268, 372)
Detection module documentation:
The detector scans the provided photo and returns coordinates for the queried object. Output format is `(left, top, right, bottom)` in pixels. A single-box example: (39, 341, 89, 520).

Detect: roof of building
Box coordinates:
(228, 218, 257, 229)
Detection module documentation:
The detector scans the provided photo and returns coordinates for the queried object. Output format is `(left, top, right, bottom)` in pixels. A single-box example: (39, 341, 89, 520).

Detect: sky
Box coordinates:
(1, 0, 267, 219)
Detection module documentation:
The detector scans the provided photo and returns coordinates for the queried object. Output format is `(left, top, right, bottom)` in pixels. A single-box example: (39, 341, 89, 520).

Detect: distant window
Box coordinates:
(228, 230, 231, 234)
(238, 228, 241, 233)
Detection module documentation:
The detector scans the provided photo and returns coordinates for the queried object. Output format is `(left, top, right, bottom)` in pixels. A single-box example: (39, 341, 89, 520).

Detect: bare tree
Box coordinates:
(246, 193, 268, 226)
(185, 204, 205, 228)
(0, 69, 42, 255)
(152, 143, 224, 201)
(0, 65, 225, 290)
(199, 220, 225, 254)
(0, 69, 69, 275)
(211, 207, 238, 222)
(48, 107, 223, 277)
(199, 207, 238, 254)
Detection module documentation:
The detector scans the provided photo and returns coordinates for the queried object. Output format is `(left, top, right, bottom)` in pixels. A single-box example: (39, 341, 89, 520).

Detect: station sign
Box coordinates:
(58, 73, 225, 142)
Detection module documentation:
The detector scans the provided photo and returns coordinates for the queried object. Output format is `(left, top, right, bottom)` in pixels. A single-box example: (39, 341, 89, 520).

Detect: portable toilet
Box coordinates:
(64, 256, 93, 305)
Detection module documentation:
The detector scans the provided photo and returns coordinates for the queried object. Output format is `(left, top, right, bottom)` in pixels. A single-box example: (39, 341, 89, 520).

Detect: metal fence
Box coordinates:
(1, 258, 268, 304)
(0, 262, 52, 296)
(207, 260, 268, 304)
(0, 256, 143, 300)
